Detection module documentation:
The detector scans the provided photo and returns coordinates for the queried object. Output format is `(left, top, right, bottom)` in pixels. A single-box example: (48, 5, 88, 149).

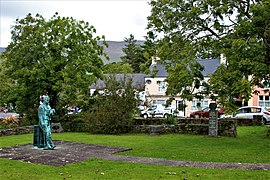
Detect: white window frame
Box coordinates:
(158, 81, 166, 92)
(258, 95, 270, 107)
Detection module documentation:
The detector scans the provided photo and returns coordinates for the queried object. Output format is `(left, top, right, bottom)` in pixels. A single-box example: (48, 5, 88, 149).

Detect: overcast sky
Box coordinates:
(0, 0, 151, 47)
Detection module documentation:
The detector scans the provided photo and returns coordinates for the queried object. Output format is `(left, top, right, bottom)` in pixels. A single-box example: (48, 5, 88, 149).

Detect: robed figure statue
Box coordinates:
(37, 95, 56, 150)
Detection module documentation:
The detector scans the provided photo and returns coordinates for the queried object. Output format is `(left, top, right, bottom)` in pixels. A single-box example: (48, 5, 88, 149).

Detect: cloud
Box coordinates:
(1, 1, 53, 18)
(0, 0, 151, 47)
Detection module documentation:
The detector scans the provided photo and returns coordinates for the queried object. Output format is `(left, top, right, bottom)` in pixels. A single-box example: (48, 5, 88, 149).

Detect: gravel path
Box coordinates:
(0, 140, 269, 170)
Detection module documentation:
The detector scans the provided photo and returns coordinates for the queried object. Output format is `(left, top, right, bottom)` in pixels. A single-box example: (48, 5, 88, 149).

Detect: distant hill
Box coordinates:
(100, 41, 126, 64)
(0, 47, 5, 63)
(100, 40, 145, 64)
(0, 40, 145, 64)
(0, 47, 5, 54)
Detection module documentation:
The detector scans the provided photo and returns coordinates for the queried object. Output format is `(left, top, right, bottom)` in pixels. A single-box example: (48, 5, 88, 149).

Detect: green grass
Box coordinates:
(0, 126, 270, 179)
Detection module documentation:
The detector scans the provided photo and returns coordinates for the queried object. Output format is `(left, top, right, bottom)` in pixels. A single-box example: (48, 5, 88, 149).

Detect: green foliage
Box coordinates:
(147, 0, 270, 108)
(140, 32, 158, 73)
(163, 115, 176, 125)
(0, 13, 108, 121)
(58, 114, 87, 132)
(209, 64, 252, 112)
(0, 57, 16, 108)
(82, 75, 139, 134)
(121, 34, 147, 73)
(102, 62, 133, 74)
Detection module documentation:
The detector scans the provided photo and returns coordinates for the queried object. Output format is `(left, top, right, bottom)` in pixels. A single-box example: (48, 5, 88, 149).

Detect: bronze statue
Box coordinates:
(37, 94, 56, 150)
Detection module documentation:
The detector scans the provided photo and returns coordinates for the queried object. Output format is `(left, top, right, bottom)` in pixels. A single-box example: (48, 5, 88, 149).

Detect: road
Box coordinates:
(0, 112, 19, 119)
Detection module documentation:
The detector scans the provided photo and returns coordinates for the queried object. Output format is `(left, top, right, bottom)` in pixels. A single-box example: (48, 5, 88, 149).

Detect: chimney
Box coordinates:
(151, 56, 160, 65)
(220, 54, 227, 65)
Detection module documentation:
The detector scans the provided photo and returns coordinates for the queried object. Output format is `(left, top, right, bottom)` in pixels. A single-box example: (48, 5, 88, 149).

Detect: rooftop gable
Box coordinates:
(146, 58, 220, 78)
(89, 73, 145, 90)
(197, 58, 220, 77)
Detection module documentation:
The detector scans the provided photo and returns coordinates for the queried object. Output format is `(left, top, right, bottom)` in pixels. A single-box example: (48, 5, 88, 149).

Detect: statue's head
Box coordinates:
(43, 95, 50, 104)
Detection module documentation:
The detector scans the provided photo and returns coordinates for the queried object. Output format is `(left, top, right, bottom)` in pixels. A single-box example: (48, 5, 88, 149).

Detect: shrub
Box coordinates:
(58, 114, 87, 132)
(83, 75, 139, 134)
(164, 115, 176, 125)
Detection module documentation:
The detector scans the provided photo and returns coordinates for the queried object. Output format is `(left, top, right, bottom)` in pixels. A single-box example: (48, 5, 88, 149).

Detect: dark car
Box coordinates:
(190, 107, 224, 118)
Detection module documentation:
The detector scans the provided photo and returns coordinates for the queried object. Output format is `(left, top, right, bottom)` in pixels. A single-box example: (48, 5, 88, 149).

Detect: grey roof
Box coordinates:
(145, 63, 168, 77)
(90, 73, 145, 90)
(145, 58, 220, 77)
(197, 58, 220, 76)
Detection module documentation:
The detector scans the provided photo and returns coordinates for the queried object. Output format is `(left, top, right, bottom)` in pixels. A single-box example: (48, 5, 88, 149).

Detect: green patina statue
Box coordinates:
(37, 94, 56, 150)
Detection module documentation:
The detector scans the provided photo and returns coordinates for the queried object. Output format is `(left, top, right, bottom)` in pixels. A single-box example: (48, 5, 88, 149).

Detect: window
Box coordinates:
(146, 79, 152, 84)
(191, 100, 208, 111)
(153, 100, 166, 105)
(250, 107, 261, 113)
(259, 95, 270, 107)
(158, 81, 166, 92)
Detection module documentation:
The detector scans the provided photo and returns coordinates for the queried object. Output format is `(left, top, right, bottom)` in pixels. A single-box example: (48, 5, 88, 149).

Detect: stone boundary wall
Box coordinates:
(134, 117, 263, 126)
(0, 123, 63, 136)
(1, 117, 261, 137)
(0, 126, 33, 136)
(131, 118, 237, 137)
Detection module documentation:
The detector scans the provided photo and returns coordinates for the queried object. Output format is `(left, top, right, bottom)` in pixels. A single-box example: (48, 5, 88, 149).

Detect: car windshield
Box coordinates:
(202, 107, 210, 112)
(148, 106, 157, 111)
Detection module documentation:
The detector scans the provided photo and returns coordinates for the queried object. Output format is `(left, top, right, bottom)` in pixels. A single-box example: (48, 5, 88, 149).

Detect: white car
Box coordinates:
(221, 106, 270, 124)
(140, 104, 175, 118)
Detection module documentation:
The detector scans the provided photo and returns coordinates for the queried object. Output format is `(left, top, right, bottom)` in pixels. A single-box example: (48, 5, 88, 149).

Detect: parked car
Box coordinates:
(221, 106, 270, 124)
(140, 104, 176, 118)
(190, 107, 225, 118)
(67, 106, 81, 114)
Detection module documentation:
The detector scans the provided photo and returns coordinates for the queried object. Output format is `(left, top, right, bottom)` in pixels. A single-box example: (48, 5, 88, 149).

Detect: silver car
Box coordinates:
(234, 106, 270, 124)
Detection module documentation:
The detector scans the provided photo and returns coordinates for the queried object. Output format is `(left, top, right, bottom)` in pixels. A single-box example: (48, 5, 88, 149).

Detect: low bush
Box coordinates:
(58, 114, 87, 132)
(163, 115, 177, 124)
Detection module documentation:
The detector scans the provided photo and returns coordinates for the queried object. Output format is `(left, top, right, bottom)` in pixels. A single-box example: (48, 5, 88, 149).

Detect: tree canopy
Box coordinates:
(102, 62, 133, 74)
(0, 13, 108, 119)
(120, 34, 147, 73)
(147, 0, 270, 109)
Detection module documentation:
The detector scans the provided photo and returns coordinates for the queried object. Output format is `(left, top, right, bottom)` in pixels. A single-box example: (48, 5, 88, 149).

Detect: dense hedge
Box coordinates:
(57, 114, 88, 132)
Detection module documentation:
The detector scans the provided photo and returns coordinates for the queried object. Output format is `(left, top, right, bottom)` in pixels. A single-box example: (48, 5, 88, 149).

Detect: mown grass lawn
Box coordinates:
(0, 126, 269, 179)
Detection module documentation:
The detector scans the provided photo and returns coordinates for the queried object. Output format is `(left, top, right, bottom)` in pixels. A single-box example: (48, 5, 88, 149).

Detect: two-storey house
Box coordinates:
(145, 58, 221, 117)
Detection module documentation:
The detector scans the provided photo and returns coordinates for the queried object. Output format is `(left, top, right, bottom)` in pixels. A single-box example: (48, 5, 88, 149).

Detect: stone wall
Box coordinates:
(132, 118, 237, 137)
(0, 123, 63, 136)
(1, 117, 258, 137)
(0, 126, 33, 136)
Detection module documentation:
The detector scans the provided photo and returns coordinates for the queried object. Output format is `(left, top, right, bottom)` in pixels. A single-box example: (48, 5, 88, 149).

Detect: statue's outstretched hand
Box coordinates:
(50, 109, 55, 115)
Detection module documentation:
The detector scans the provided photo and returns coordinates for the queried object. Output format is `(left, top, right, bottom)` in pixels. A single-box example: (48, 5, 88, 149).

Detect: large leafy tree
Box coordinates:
(0, 13, 108, 119)
(121, 34, 147, 73)
(147, 0, 270, 109)
(0, 57, 16, 108)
